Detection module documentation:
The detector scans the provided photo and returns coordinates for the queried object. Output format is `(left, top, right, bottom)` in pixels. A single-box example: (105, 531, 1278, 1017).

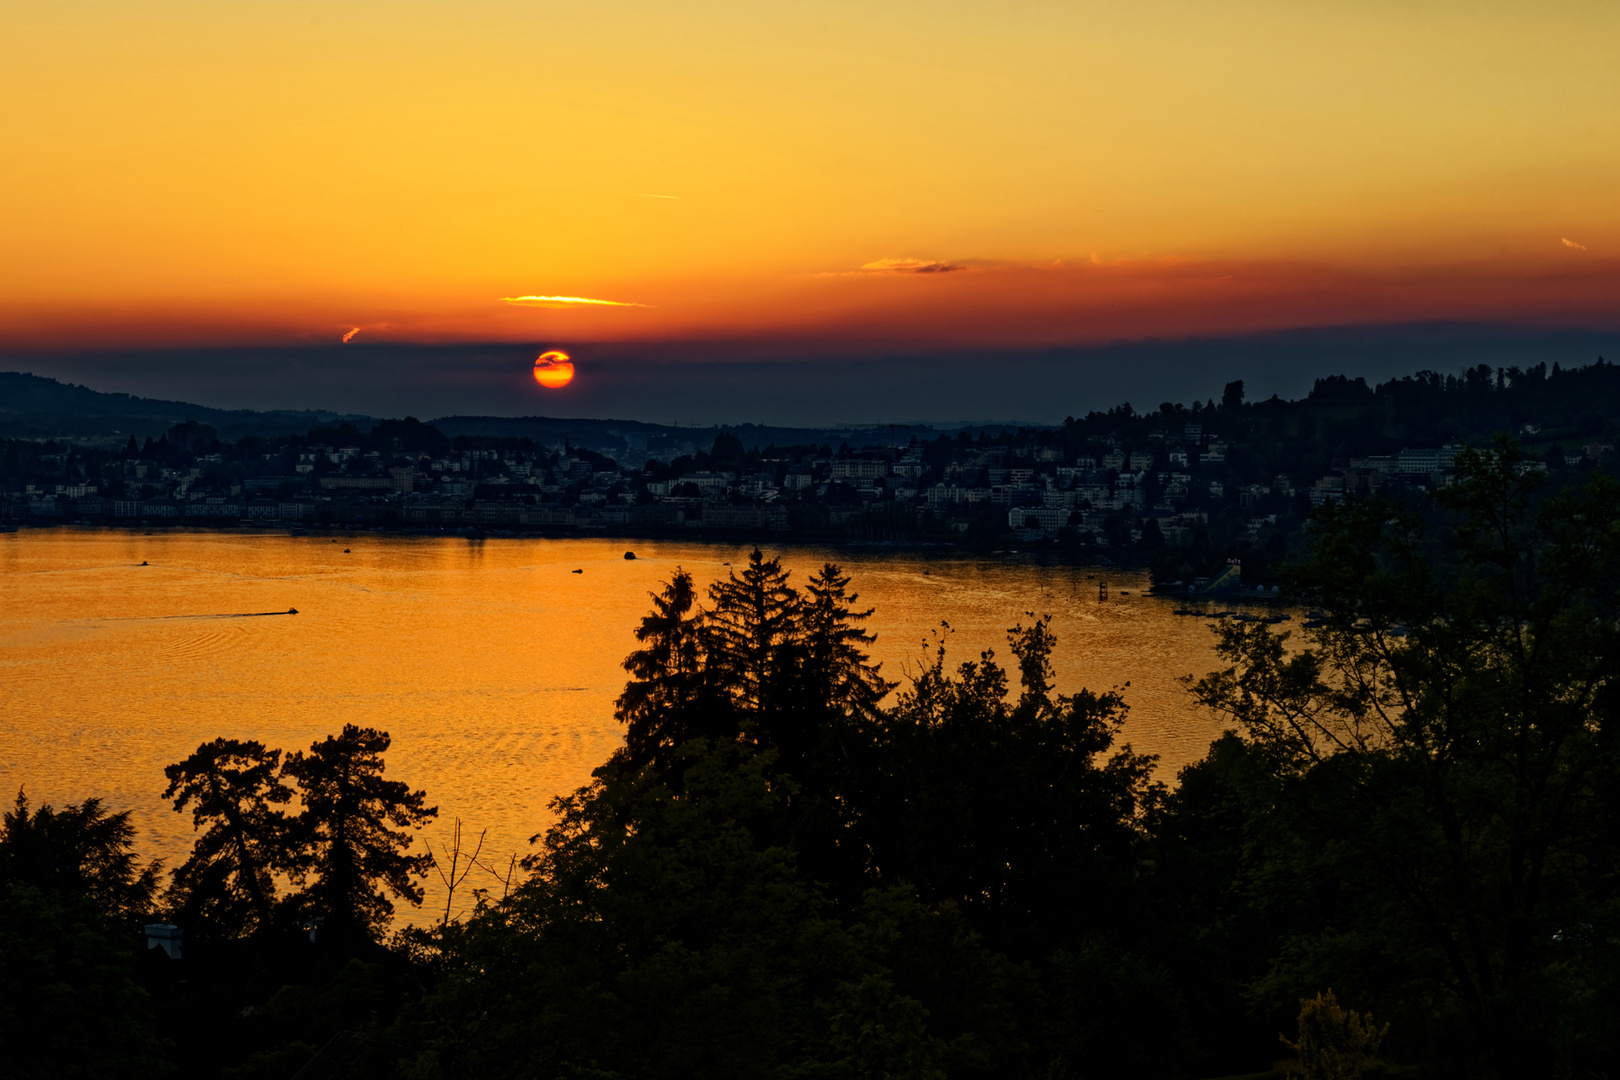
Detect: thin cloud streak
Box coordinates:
(859, 257, 969, 274)
(815, 256, 976, 277)
(635, 193, 681, 199)
(1562, 237, 1589, 250)
(9, 253, 1620, 352)
(500, 295, 653, 308)
(341, 327, 361, 343)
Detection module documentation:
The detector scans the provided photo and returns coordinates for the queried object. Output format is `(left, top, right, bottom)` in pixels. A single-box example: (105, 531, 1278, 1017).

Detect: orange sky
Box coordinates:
(5, 0, 1620, 352)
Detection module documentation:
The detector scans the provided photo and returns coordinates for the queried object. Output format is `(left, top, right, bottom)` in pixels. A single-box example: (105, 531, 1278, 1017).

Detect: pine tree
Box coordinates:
(163, 738, 291, 938)
(615, 568, 715, 768)
(800, 563, 892, 718)
(282, 725, 437, 944)
(705, 548, 802, 723)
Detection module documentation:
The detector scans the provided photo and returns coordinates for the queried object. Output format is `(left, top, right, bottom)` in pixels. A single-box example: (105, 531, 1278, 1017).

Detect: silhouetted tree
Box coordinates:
(0, 885, 171, 1079)
(615, 568, 717, 769)
(0, 790, 169, 1077)
(799, 562, 893, 720)
(865, 619, 1162, 957)
(394, 735, 1033, 1080)
(162, 738, 291, 939)
(709, 430, 746, 464)
(705, 548, 802, 723)
(0, 789, 161, 925)
(1191, 439, 1620, 1074)
(282, 726, 438, 945)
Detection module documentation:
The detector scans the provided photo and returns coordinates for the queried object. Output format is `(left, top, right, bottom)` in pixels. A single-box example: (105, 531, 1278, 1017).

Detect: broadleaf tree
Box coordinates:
(1190, 438, 1620, 1073)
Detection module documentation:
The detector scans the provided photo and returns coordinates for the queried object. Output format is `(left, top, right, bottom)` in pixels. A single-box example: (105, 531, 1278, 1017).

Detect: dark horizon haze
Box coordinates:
(6, 321, 1618, 428)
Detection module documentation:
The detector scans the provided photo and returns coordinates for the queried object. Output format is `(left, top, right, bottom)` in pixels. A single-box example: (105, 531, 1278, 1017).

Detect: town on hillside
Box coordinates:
(5, 360, 1618, 588)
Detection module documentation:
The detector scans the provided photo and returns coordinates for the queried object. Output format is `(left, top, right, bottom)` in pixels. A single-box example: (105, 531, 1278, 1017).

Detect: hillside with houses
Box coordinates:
(5, 359, 1618, 587)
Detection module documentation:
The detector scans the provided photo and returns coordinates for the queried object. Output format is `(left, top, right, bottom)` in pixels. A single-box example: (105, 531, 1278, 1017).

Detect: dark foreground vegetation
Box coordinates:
(3, 442, 1618, 1078)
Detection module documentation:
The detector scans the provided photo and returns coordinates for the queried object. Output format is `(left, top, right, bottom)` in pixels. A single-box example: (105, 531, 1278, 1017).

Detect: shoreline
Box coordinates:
(2, 520, 1293, 604)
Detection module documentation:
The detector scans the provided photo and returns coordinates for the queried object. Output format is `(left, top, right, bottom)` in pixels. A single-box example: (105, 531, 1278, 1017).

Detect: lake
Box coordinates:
(1, 528, 1253, 924)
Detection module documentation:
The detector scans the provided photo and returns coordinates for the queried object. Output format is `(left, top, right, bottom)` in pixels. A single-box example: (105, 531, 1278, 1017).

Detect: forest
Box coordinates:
(2, 440, 1618, 1079)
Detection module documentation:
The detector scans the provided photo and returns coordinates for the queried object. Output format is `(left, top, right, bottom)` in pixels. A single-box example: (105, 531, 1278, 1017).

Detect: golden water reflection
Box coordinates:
(1, 530, 1250, 925)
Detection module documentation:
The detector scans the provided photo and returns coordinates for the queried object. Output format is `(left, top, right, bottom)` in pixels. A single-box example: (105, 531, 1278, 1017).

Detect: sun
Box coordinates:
(532, 350, 575, 389)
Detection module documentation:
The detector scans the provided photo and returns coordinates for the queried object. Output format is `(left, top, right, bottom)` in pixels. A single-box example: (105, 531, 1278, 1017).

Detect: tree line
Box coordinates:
(0, 727, 436, 1078)
(4, 440, 1619, 1077)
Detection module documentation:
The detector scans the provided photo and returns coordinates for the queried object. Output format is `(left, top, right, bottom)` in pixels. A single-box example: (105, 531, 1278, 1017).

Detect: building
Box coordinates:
(1007, 505, 1077, 531)
(700, 503, 788, 530)
(831, 459, 888, 481)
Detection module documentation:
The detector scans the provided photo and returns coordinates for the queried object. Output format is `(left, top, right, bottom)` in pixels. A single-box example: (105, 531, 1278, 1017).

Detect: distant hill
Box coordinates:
(0, 372, 376, 442)
(0, 370, 999, 453)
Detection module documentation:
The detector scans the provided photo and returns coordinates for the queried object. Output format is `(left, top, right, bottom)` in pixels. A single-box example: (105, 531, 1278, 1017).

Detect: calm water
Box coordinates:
(1, 529, 1247, 924)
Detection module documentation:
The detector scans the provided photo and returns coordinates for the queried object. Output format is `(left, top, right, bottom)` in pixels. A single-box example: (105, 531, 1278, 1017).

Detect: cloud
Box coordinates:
(1562, 237, 1589, 250)
(814, 255, 1090, 278)
(500, 295, 652, 308)
(859, 257, 969, 274)
(341, 327, 361, 343)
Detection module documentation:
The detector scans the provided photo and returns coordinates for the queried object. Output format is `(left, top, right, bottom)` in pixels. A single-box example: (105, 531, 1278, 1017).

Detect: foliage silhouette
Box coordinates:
(1190, 438, 1620, 1074)
(391, 738, 1034, 1080)
(862, 617, 1162, 957)
(163, 738, 291, 939)
(613, 550, 891, 783)
(1, 788, 162, 925)
(282, 725, 438, 946)
(1281, 989, 1388, 1080)
(615, 567, 714, 769)
(0, 791, 170, 1078)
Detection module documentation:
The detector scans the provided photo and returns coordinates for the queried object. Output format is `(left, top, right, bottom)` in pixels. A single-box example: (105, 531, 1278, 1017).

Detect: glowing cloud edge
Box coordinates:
(501, 295, 652, 308)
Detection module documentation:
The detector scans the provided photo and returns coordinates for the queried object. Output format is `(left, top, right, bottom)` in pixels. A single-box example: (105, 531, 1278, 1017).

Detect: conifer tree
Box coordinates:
(282, 725, 437, 944)
(0, 789, 161, 925)
(800, 562, 893, 719)
(163, 737, 291, 938)
(705, 548, 802, 722)
(615, 568, 715, 769)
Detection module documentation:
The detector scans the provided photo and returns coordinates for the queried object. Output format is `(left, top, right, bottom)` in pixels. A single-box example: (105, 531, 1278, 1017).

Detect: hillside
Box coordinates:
(1, 371, 983, 454)
(0, 372, 376, 443)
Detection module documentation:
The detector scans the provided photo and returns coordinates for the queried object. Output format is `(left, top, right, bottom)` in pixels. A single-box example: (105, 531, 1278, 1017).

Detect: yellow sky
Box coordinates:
(4, 0, 1619, 347)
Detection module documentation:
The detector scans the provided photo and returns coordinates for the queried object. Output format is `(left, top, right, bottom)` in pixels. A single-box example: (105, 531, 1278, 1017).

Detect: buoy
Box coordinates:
(624, 551, 636, 560)
(344, 549, 351, 553)
(140, 560, 148, 566)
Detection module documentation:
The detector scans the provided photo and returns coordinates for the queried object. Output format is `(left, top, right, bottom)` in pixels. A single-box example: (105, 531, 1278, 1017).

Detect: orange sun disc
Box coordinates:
(533, 350, 575, 389)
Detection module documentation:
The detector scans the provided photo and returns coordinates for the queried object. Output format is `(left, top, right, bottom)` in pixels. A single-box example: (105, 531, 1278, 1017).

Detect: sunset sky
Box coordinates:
(5, 0, 1620, 420)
